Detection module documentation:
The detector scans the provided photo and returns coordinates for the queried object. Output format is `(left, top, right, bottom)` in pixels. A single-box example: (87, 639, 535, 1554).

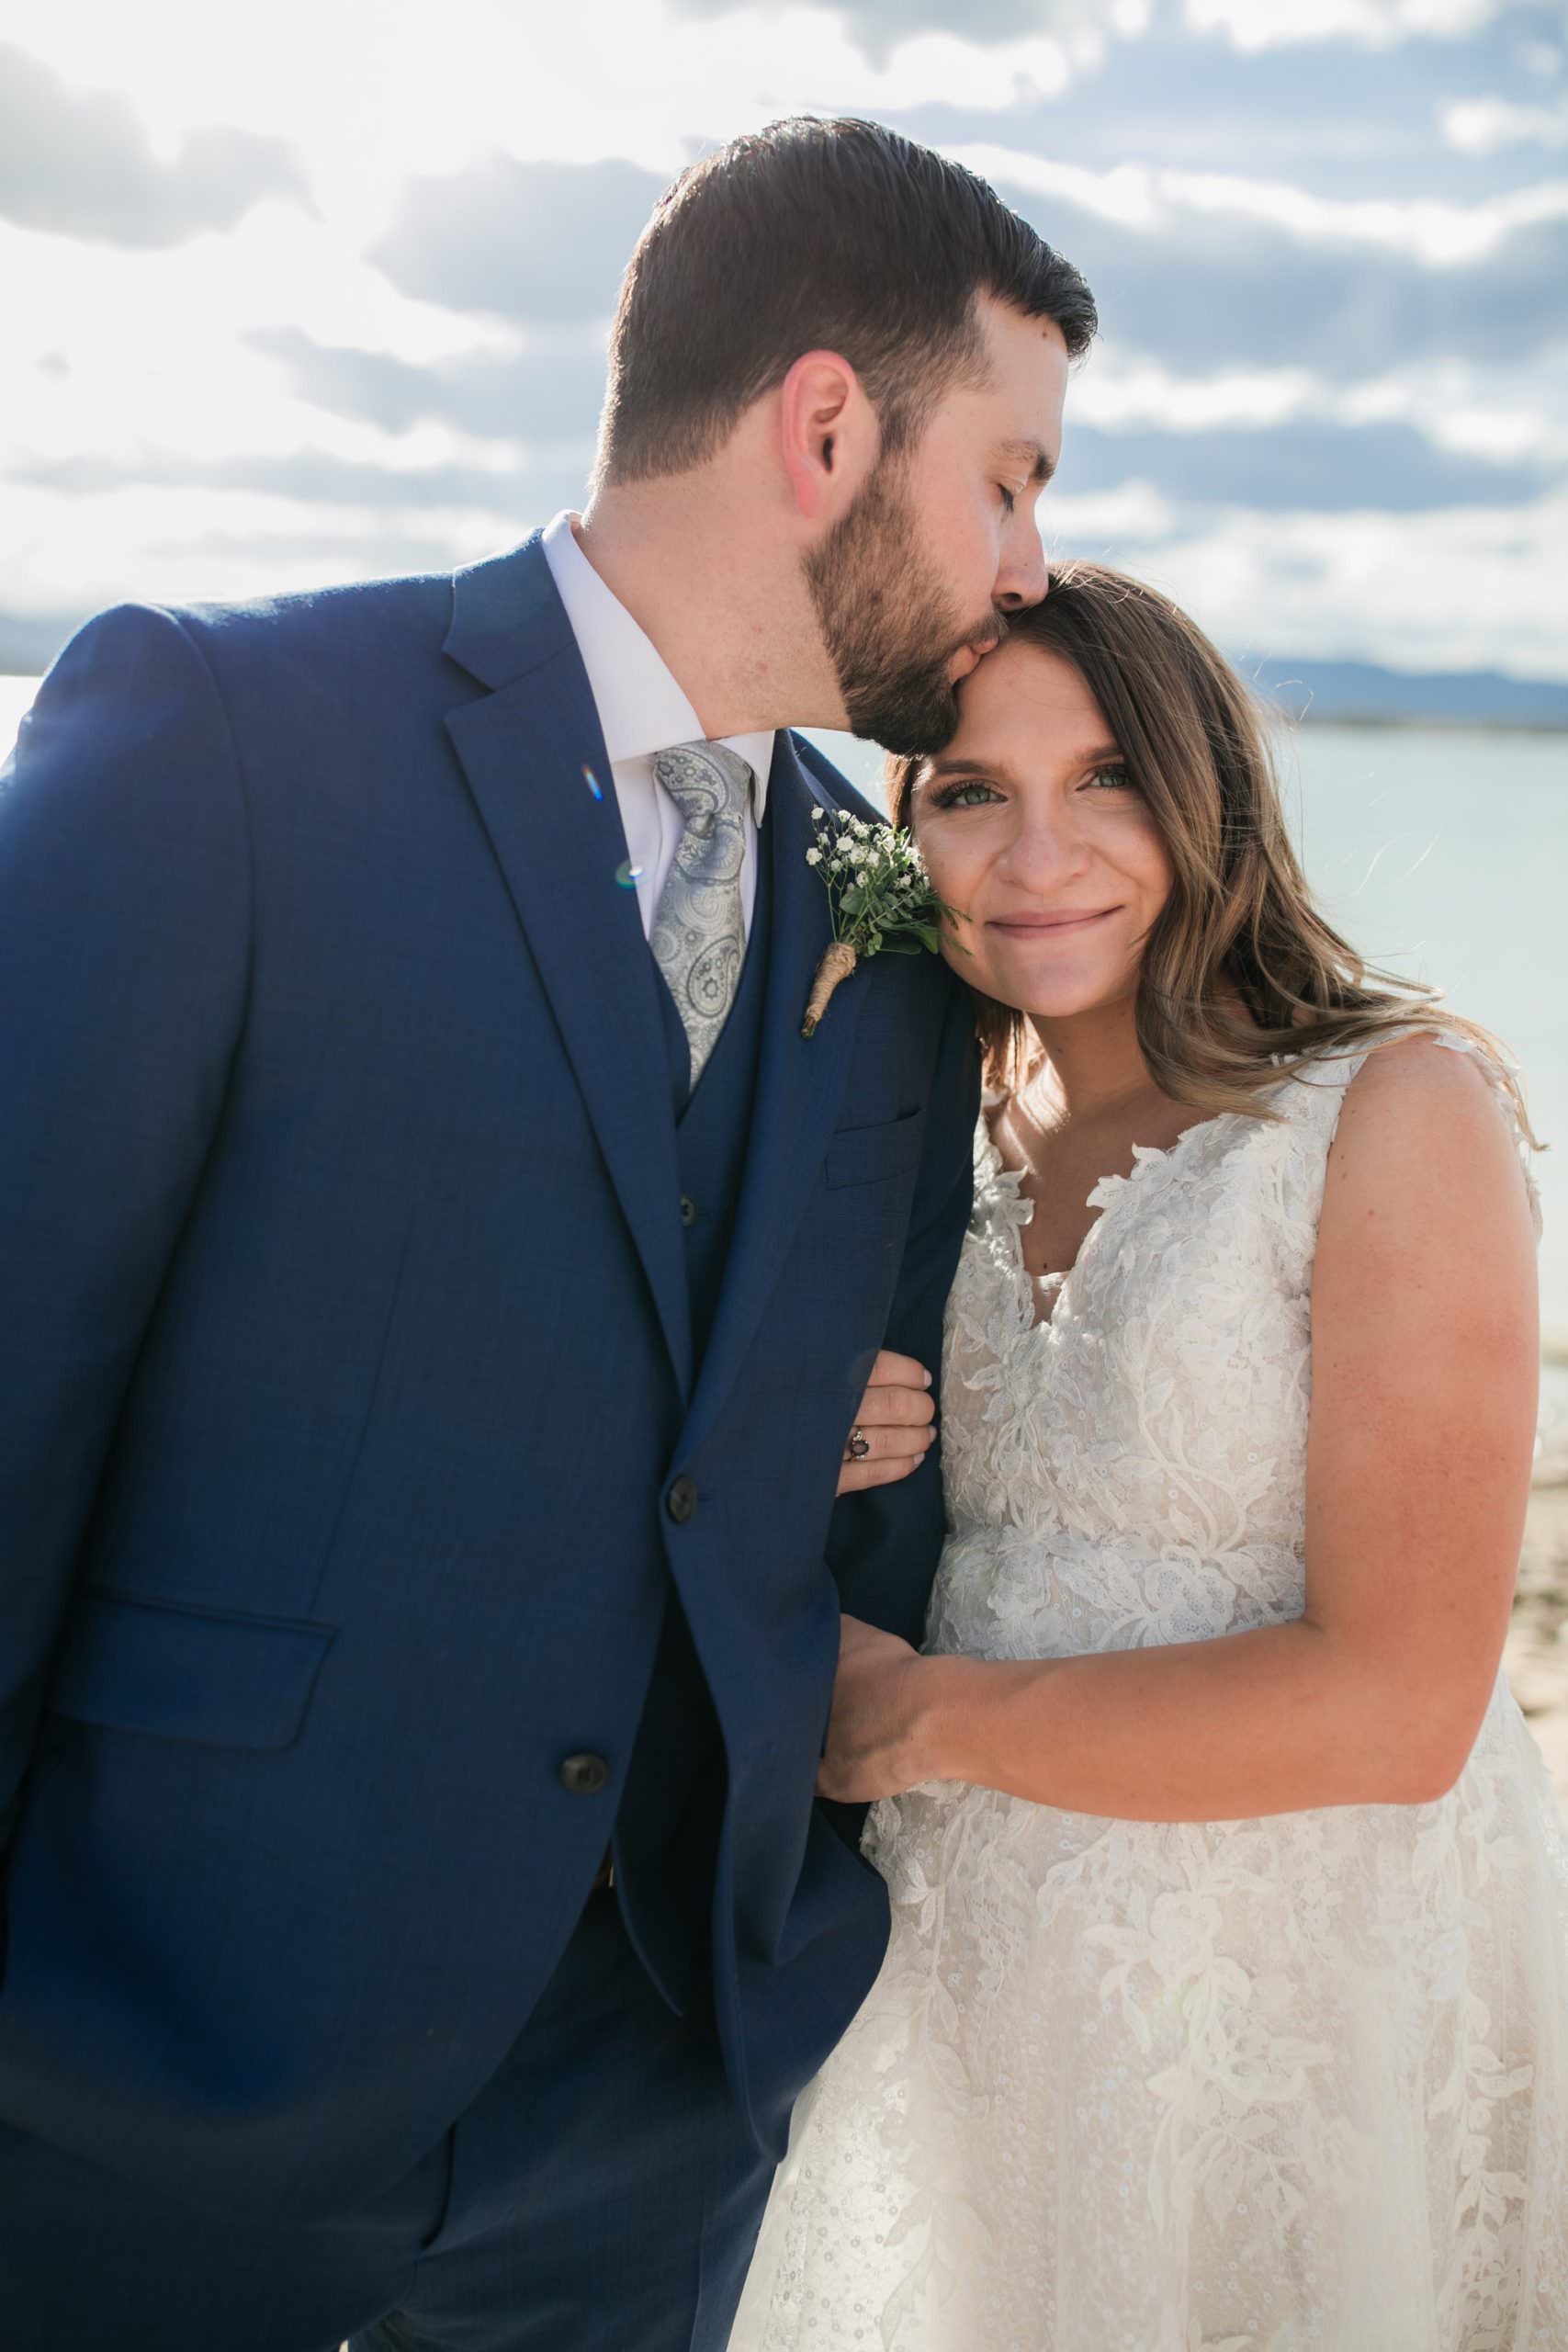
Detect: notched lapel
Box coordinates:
(444, 540, 694, 1398)
(682, 734, 868, 1454)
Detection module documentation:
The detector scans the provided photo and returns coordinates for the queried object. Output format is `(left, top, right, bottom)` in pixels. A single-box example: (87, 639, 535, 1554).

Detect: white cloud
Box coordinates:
(1336, 351, 1568, 467)
(6, 0, 1101, 204)
(1050, 488, 1568, 681)
(666, 0, 1151, 70)
(0, 206, 508, 379)
(4, 480, 519, 619)
(0, 200, 518, 522)
(1072, 340, 1568, 470)
(1184, 0, 1506, 49)
(0, 5, 1561, 695)
(950, 141, 1568, 265)
(1071, 345, 1325, 433)
(1442, 95, 1568, 153)
(1042, 480, 1182, 544)
(1170, 168, 1568, 266)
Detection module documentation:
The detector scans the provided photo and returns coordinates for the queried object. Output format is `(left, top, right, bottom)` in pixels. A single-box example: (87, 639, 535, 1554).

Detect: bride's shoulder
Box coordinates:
(1328, 1023, 1529, 1141)
(1320, 1024, 1540, 1240)
(1276, 1022, 1527, 1133)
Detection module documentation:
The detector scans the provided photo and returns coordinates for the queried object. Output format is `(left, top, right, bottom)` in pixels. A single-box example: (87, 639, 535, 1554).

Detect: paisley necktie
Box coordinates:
(649, 741, 754, 1088)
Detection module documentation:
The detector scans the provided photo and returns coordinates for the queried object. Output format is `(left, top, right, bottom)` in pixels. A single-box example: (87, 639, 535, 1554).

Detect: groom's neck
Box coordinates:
(575, 461, 844, 740)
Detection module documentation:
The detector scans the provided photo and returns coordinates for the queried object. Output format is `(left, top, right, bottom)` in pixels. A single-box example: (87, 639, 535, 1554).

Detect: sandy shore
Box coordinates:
(1505, 1439, 1568, 1805)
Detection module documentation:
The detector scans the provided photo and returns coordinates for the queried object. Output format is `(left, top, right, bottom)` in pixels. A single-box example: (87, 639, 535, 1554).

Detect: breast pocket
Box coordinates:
(823, 1108, 925, 1190)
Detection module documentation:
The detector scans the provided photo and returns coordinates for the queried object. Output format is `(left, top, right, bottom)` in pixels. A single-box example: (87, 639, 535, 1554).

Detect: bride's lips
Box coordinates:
(987, 908, 1120, 936)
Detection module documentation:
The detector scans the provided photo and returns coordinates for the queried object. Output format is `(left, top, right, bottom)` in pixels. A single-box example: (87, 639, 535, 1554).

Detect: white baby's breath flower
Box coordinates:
(799, 811, 964, 1035)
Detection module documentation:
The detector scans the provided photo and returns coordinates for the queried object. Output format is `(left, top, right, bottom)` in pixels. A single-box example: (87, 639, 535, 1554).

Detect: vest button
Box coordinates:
(667, 1476, 698, 1524)
(558, 1751, 610, 1796)
(679, 1194, 698, 1228)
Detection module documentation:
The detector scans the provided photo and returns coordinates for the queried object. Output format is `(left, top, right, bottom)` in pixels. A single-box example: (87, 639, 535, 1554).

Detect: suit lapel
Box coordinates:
(681, 732, 867, 1459)
(444, 537, 694, 1397)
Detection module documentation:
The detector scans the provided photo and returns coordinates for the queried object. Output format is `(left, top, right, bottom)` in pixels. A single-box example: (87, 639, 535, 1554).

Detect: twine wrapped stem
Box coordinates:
(801, 941, 859, 1036)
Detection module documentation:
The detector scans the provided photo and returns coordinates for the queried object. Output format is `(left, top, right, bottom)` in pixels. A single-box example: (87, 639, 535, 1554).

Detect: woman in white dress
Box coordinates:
(730, 562, 1567, 2350)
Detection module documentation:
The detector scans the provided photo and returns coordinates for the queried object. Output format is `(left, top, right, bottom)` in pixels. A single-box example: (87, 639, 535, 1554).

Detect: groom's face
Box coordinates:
(806, 298, 1068, 757)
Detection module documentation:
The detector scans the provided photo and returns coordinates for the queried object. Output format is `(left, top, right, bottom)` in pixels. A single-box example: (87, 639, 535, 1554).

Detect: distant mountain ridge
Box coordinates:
(2, 614, 1565, 732)
(1247, 658, 1568, 731)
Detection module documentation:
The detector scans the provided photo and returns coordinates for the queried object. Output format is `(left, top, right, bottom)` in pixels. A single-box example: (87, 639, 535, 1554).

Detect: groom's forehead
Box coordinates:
(969, 301, 1071, 435)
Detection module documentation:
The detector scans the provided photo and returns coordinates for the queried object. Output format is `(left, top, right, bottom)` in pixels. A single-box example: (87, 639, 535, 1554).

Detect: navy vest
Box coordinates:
(611, 789, 776, 2016)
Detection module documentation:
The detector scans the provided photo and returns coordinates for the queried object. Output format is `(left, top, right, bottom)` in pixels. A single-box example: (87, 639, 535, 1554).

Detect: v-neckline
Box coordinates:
(980, 1105, 1233, 1336)
(978, 1052, 1326, 1333)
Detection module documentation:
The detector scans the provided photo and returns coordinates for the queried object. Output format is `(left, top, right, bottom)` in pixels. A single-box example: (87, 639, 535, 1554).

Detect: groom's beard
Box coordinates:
(803, 458, 1003, 758)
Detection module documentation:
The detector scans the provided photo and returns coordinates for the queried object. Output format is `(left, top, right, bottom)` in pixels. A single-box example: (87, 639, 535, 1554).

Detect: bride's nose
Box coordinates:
(997, 802, 1091, 891)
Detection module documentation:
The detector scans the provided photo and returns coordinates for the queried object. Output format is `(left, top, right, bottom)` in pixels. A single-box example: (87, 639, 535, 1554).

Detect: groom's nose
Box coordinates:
(993, 519, 1049, 613)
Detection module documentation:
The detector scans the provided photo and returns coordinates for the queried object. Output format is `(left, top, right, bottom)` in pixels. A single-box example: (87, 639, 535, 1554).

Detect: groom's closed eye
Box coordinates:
(993, 439, 1056, 490)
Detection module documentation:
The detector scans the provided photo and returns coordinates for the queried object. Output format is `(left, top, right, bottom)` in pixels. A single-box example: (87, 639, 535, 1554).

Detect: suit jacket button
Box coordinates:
(559, 1752, 610, 1796)
(679, 1194, 698, 1228)
(667, 1476, 697, 1524)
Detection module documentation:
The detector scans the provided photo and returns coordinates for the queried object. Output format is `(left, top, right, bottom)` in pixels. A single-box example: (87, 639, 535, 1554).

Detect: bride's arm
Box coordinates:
(818, 1035, 1540, 1818)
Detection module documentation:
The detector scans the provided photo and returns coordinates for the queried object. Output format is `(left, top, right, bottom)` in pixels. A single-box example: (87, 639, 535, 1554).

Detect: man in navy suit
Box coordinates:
(0, 118, 1093, 2350)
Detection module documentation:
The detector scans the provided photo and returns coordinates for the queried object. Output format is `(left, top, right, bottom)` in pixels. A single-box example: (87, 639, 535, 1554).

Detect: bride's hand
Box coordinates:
(817, 1613, 950, 1803)
(836, 1349, 936, 1496)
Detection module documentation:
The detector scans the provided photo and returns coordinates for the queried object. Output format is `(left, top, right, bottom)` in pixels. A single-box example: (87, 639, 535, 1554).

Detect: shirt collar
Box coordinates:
(541, 510, 773, 816)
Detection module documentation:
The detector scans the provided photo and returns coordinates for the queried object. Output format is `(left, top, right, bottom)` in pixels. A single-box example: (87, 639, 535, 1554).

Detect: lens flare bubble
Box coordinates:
(582, 764, 604, 801)
(614, 860, 644, 889)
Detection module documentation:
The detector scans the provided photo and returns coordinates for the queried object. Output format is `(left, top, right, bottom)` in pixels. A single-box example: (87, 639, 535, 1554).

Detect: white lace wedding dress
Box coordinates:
(730, 1036, 1568, 2351)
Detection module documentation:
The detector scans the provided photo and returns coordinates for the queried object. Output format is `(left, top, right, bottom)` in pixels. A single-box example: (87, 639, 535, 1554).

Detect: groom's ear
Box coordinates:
(778, 349, 878, 524)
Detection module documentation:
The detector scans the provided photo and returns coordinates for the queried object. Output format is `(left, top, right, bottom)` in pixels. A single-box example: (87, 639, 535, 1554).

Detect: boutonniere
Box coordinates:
(800, 808, 964, 1037)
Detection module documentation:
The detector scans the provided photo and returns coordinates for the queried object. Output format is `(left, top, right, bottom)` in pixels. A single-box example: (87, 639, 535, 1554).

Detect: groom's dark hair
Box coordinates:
(592, 116, 1096, 488)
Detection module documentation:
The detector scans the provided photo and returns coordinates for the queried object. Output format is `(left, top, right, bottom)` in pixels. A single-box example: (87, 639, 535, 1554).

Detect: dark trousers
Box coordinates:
(0, 1886, 776, 2352)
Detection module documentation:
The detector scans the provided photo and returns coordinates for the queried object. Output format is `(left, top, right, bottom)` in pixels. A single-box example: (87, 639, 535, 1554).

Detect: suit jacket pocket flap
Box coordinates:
(48, 1590, 336, 1751)
(823, 1109, 925, 1190)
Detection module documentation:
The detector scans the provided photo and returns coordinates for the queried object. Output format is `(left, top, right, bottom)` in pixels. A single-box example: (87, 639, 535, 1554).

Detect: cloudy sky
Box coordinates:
(3, 0, 1566, 683)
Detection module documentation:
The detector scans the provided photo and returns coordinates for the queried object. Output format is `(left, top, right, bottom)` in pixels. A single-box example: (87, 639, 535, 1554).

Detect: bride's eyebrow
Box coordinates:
(921, 741, 1124, 784)
(923, 752, 1011, 781)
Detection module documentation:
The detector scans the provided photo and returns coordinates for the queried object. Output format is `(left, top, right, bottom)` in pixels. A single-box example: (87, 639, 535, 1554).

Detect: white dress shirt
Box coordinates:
(541, 510, 775, 943)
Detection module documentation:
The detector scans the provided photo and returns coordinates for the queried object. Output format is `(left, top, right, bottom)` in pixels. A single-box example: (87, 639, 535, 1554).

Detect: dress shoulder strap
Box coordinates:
(1275, 1024, 1540, 1242)
(1425, 1028, 1543, 1241)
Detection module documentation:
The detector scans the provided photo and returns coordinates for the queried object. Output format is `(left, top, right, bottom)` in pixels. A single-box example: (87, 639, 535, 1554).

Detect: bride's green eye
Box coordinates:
(1084, 763, 1138, 794)
(930, 779, 1002, 810)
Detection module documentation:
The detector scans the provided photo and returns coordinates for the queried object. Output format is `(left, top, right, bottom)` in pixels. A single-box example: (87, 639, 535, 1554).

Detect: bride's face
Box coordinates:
(909, 639, 1174, 1023)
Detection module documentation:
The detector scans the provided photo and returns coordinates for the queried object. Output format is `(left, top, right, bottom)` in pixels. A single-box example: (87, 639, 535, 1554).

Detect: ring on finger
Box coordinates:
(845, 1426, 871, 1462)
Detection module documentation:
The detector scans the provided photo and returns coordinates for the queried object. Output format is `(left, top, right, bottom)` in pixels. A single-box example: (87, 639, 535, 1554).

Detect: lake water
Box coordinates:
(4, 672, 1565, 1349)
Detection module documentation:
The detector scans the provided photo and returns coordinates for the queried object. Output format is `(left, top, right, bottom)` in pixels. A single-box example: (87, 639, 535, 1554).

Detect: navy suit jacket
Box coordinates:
(0, 533, 979, 2222)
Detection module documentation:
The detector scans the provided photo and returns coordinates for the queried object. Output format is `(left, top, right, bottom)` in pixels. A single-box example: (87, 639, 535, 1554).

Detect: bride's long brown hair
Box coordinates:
(887, 559, 1536, 1137)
